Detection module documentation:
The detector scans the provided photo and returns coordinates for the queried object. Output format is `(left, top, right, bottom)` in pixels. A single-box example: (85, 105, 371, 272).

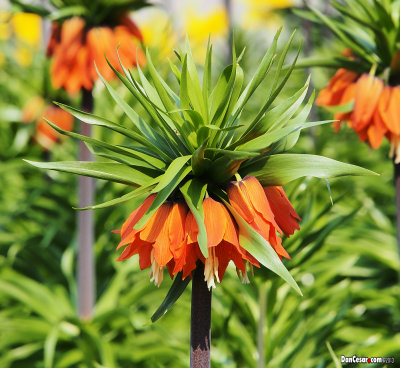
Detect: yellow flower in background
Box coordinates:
(247, 0, 293, 8)
(184, 6, 228, 42)
(184, 5, 228, 61)
(0, 12, 41, 66)
(137, 9, 176, 59)
(240, 0, 294, 30)
(11, 12, 41, 47)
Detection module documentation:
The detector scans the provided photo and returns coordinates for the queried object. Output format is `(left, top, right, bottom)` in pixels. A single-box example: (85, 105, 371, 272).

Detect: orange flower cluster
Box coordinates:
(47, 15, 145, 95)
(22, 97, 74, 150)
(317, 69, 400, 162)
(115, 176, 300, 288)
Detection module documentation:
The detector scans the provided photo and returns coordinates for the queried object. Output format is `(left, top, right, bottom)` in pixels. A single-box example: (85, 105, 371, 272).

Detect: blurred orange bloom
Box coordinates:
(22, 97, 74, 150)
(318, 69, 400, 162)
(316, 68, 357, 132)
(115, 177, 300, 288)
(47, 15, 144, 95)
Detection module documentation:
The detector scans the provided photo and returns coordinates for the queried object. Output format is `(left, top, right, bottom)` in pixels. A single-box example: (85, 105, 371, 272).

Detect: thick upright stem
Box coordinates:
(190, 262, 212, 368)
(78, 88, 95, 319)
(394, 162, 400, 270)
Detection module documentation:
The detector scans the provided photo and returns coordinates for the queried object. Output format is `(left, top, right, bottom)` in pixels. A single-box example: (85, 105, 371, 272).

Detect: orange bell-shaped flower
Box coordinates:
(48, 16, 144, 95)
(227, 175, 291, 260)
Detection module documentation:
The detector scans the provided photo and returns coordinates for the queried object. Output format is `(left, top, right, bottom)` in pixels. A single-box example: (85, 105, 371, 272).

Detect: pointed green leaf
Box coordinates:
(151, 272, 191, 322)
(152, 155, 191, 193)
(45, 119, 165, 171)
(202, 39, 212, 122)
(239, 120, 333, 152)
(25, 160, 153, 186)
(241, 154, 378, 186)
(75, 179, 158, 210)
(231, 28, 281, 121)
(185, 37, 207, 120)
(54, 102, 171, 162)
(44, 326, 59, 368)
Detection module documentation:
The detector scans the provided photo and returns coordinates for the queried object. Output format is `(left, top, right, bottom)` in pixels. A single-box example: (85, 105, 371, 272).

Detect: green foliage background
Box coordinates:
(0, 5, 399, 368)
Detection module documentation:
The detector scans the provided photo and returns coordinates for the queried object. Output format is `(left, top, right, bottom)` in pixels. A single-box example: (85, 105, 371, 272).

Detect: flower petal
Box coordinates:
(203, 198, 227, 248)
(139, 202, 171, 243)
(263, 186, 300, 237)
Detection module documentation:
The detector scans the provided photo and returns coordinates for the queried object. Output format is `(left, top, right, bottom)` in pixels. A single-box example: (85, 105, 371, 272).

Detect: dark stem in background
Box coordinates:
(224, 0, 233, 63)
(190, 262, 212, 368)
(78, 88, 95, 319)
(394, 162, 400, 273)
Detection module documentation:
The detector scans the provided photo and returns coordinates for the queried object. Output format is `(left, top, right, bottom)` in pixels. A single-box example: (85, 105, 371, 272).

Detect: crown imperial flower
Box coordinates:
(47, 15, 144, 94)
(303, 1, 400, 162)
(28, 31, 374, 317)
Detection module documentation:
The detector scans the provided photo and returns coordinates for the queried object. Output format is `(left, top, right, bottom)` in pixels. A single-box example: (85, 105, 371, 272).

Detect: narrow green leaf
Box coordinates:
(231, 28, 281, 121)
(203, 38, 212, 123)
(95, 63, 144, 133)
(44, 326, 59, 368)
(185, 37, 207, 120)
(152, 155, 191, 193)
(238, 41, 302, 145)
(107, 60, 185, 156)
(45, 119, 165, 171)
(241, 154, 378, 186)
(151, 272, 191, 322)
(307, 4, 377, 64)
(48, 5, 87, 20)
(74, 181, 157, 210)
(295, 57, 368, 72)
(25, 160, 153, 187)
(326, 341, 343, 368)
(209, 54, 237, 129)
(180, 179, 208, 257)
(169, 58, 181, 82)
(214, 64, 244, 146)
(239, 120, 333, 152)
(54, 102, 171, 162)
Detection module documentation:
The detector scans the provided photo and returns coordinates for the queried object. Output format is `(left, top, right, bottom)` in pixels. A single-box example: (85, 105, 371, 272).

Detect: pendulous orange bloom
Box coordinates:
(22, 97, 74, 150)
(316, 68, 357, 132)
(115, 176, 301, 288)
(47, 15, 144, 95)
(316, 68, 358, 107)
(318, 70, 400, 162)
(227, 175, 291, 261)
(263, 186, 301, 237)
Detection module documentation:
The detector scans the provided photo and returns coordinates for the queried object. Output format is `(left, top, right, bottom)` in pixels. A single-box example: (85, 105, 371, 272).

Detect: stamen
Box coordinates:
(237, 262, 251, 284)
(149, 249, 163, 287)
(389, 135, 400, 164)
(204, 247, 219, 289)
